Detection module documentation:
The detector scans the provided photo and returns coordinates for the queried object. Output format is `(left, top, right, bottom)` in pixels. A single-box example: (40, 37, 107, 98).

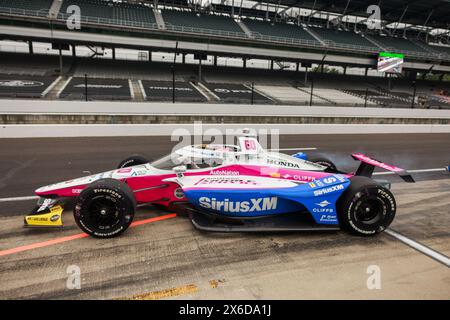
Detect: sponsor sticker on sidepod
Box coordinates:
(310, 175, 347, 196)
(199, 196, 277, 213)
(313, 184, 344, 196)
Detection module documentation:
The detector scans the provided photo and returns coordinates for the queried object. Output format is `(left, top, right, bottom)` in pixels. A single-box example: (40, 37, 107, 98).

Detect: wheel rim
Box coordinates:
(88, 196, 121, 230)
(354, 197, 384, 225)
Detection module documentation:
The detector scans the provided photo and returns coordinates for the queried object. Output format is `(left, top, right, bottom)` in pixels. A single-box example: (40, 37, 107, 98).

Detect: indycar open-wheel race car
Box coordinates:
(26, 131, 414, 238)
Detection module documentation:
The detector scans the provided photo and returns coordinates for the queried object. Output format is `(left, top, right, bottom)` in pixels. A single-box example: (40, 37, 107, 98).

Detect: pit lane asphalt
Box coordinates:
(0, 133, 449, 299)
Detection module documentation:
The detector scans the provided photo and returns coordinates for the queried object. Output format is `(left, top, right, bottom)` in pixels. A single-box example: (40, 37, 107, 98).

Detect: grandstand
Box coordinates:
(57, 0, 157, 28)
(0, 0, 449, 107)
(0, 0, 53, 17)
(162, 9, 246, 37)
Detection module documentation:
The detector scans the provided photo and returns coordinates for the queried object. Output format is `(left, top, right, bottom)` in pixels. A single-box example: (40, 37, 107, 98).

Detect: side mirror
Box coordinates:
(173, 165, 187, 178)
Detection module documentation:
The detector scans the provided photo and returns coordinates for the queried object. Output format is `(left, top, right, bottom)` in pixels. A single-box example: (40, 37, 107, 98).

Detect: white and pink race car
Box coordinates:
(26, 131, 414, 238)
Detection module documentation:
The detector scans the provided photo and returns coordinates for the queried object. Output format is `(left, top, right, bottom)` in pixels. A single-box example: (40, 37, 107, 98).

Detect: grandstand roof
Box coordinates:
(249, 0, 450, 29)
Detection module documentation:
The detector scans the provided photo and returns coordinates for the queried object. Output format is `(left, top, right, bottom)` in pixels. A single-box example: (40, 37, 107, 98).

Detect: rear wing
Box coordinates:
(352, 153, 415, 183)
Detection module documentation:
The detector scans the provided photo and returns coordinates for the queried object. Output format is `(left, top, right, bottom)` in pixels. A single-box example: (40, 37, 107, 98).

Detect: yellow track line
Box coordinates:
(119, 284, 199, 300)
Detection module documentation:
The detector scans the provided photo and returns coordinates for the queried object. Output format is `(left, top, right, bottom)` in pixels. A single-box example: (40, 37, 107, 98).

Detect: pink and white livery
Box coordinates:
(26, 130, 414, 238)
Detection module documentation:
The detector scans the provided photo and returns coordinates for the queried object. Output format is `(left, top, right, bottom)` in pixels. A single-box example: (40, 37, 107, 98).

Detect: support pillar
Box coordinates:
(198, 58, 202, 82)
(58, 46, 63, 76)
(364, 67, 368, 76)
(243, 58, 247, 68)
(148, 50, 152, 62)
(112, 47, 116, 60)
(28, 41, 33, 54)
(270, 60, 274, 70)
(214, 55, 217, 67)
(72, 45, 76, 58)
(182, 53, 186, 64)
(304, 66, 308, 84)
(296, 62, 299, 72)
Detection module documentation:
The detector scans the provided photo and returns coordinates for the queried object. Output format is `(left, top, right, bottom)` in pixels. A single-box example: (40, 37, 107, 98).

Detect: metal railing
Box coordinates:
(164, 23, 247, 39)
(1, 6, 450, 62)
(251, 32, 324, 48)
(56, 12, 160, 30)
(0, 6, 49, 17)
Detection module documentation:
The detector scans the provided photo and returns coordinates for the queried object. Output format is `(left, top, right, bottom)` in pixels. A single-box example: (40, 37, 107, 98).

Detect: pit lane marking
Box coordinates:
(385, 229, 450, 267)
(271, 147, 317, 151)
(0, 213, 177, 257)
(119, 284, 199, 300)
(0, 195, 39, 203)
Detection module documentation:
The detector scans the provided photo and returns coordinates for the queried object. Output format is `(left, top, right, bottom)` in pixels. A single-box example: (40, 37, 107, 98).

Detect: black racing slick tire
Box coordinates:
(309, 156, 338, 172)
(73, 178, 136, 238)
(337, 176, 396, 236)
(117, 154, 149, 168)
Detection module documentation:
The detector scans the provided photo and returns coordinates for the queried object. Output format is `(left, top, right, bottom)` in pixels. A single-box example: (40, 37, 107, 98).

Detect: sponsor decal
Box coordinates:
(0, 80, 44, 87)
(195, 177, 258, 185)
(50, 214, 60, 222)
(319, 214, 338, 222)
(354, 154, 402, 172)
(72, 189, 83, 194)
(199, 196, 277, 213)
(315, 180, 325, 187)
(209, 170, 240, 176)
(174, 188, 184, 199)
(37, 198, 54, 212)
(267, 159, 301, 169)
(313, 184, 344, 196)
(27, 216, 49, 222)
(269, 172, 281, 178)
(323, 177, 337, 184)
(309, 182, 316, 188)
(316, 200, 331, 207)
(244, 139, 256, 150)
(313, 200, 334, 214)
(293, 175, 315, 182)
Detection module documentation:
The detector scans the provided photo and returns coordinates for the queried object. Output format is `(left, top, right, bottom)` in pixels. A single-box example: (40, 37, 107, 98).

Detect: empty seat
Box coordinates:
(58, 0, 156, 27)
(310, 27, 377, 50)
(369, 35, 429, 55)
(162, 10, 246, 37)
(244, 19, 316, 43)
(0, 0, 53, 16)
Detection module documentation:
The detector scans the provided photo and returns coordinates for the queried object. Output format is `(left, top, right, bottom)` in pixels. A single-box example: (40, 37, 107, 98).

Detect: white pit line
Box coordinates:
(0, 195, 39, 203)
(271, 147, 318, 151)
(385, 229, 450, 267)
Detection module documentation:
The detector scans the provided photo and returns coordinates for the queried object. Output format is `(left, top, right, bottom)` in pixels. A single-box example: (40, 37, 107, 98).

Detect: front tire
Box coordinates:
(337, 176, 396, 236)
(73, 178, 136, 238)
(117, 154, 149, 168)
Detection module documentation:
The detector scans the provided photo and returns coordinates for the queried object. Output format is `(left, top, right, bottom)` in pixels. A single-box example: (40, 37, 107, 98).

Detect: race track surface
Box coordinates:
(0, 133, 449, 299)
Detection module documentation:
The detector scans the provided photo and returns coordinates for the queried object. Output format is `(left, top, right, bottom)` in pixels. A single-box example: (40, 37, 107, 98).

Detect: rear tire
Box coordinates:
(309, 156, 338, 172)
(73, 178, 136, 238)
(337, 176, 396, 236)
(117, 154, 149, 168)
